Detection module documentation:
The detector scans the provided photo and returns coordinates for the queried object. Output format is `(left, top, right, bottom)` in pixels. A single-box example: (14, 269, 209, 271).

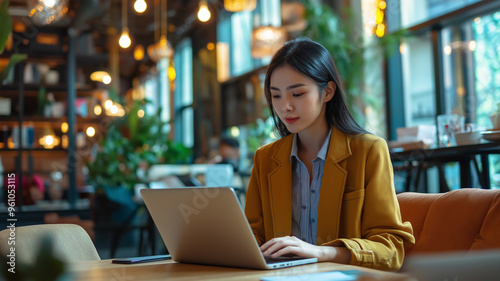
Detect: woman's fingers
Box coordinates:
(260, 236, 304, 257)
(270, 245, 302, 258)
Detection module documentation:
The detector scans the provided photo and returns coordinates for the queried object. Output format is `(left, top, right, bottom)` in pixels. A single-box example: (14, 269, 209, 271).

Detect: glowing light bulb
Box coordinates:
(61, 122, 68, 133)
(230, 126, 240, 137)
(46, 135, 54, 146)
(198, 2, 211, 22)
(102, 75, 112, 84)
(86, 127, 96, 137)
(134, 0, 147, 13)
(378, 1, 387, 10)
(41, 0, 56, 8)
(110, 105, 119, 115)
(119, 29, 131, 48)
(104, 100, 113, 110)
(138, 109, 145, 118)
(468, 40, 477, 51)
(94, 105, 102, 116)
(134, 44, 145, 61)
(168, 65, 176, 81)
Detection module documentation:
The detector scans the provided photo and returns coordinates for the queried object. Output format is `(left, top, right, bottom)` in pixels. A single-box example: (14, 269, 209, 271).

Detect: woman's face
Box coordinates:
(269, 65, 334, 135)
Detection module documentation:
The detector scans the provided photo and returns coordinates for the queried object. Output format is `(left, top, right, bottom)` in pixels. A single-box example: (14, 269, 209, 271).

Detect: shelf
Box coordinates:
(0, 89, 100, 98)
(0, 83, 94, 92)
(0, 116, 105, 123)
(0, 148, 67, 152)
(0, 52, 67, 66)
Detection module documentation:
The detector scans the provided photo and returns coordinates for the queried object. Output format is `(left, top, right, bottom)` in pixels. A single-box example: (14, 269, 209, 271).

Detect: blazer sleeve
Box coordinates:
(323, 139, 415, 271)
(244, 149, 266, 246)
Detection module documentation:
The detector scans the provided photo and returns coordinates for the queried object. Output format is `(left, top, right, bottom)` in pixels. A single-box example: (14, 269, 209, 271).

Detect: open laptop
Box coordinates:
(140, 187, 317, 269)
(402, 250, 500, 281)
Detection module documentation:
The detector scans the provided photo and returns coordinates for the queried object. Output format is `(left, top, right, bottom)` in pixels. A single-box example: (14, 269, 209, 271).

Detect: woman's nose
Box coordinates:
(283, 98, 293, 111)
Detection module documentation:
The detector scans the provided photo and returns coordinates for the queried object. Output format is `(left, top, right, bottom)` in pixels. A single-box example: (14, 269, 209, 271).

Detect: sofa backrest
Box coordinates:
(397, 188, 500, 256)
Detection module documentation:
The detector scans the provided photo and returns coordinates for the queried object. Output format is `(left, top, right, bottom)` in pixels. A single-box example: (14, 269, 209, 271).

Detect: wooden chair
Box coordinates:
(0, 224, 101, 265)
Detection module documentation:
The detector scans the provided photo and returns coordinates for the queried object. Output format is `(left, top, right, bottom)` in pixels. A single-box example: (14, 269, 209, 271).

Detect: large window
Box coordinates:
(471, 12, 500, 128)
(216, 0, 281, 80)
(174, 38, 194, 148)
(401, 33, 437, 126)
(397, 0, 481, 28)
(387, 0, 500, 190)
(441, 10, 500, 188)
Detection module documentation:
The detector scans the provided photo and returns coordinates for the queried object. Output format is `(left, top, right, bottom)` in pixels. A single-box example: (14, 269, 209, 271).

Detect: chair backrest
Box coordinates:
(0, 224, 100, 264)
(397, 188, 500, 256)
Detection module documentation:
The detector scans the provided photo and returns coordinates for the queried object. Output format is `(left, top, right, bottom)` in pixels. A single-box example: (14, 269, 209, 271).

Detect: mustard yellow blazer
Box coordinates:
(244, 126, 415, 271)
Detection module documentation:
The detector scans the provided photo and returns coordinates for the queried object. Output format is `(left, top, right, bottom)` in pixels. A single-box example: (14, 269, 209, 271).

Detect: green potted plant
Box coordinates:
(86, 98, 191, 190)
(301, 1, 406, 128)
(0, 0, 27, 84)
(85, 97, 191, 224)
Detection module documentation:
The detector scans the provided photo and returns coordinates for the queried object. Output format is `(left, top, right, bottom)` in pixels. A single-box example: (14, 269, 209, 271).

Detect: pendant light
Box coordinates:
(147, 0, 173, 62)
(224, 0, 256, 12)
(28, 0, 69, 25)
(251, 25, 287, 58)
(198, 0, 211, 22)
(134, 0, 147, 13)
(119, 0, 132, 48)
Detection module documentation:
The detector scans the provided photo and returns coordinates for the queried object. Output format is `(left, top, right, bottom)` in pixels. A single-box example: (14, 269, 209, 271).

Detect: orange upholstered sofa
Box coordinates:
(397, 188, 500, 256)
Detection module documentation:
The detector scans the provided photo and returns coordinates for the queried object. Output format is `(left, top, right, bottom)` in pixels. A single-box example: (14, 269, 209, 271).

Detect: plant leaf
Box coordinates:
(1, 53, 27, 84)
(0, 0, 12, 54)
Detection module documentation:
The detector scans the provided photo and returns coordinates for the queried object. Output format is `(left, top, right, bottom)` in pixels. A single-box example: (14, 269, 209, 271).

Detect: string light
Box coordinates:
(134, 0, 147, 13)
(94, 105, 102, 116)
(134, 44, 145, 60)
(61, 122, 68, 133)
(86, 127, 96, 137)
(374, 0, 386, 37)
(90, 71, 112, 84)
(119, 0, 132, 48)
(147, 0, 174, 61)
(198, 0, 211, 22)
(119, 28, 131, 48)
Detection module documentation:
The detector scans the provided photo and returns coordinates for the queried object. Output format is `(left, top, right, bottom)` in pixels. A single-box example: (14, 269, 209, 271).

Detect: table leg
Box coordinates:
(414, 162, 424, 193)
(481, 155, 491, 189)
(436, 163, 450, 193)
(459, 157, 472, 188)
(405, 161, 413, 192)
(472, 155, 488, 189)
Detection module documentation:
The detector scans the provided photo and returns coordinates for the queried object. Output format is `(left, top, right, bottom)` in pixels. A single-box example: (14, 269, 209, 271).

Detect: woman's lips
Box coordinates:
(285, 117, 299, 124)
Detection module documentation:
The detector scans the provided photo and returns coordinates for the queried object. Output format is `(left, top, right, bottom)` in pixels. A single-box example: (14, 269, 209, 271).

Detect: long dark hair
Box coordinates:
(264, 37, 369, 138)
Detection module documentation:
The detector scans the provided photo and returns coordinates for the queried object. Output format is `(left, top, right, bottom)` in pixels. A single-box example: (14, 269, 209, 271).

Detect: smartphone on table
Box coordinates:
(112, 254, 171, 264)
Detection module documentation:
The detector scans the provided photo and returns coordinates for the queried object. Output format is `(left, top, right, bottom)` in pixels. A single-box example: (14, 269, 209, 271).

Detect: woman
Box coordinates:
(244, 37, 414, 271)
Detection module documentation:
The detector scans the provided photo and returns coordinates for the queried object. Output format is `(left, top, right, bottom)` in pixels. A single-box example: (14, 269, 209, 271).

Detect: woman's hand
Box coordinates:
(260, 236, 351, 263)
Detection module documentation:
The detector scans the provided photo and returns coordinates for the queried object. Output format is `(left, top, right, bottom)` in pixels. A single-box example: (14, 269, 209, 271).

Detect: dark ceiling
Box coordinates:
(7, 0, 221, 79)
(8, 0, 221, 45)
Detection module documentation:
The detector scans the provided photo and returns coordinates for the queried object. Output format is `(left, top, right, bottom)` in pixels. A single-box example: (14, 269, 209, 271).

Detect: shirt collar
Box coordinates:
(290, 127, 332, 162)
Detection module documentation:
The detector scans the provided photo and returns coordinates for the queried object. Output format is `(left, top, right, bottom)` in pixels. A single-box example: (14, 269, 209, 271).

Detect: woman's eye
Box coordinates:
(272, 95, 280, 99)
(292, 93, 304, 97)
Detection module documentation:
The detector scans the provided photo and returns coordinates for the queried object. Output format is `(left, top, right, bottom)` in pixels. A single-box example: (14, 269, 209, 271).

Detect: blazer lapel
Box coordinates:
(317, 127, 352, 244)
(269, 135, 294, 237)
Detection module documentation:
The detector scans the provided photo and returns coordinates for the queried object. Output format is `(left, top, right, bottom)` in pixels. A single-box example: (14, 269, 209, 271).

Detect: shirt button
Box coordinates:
(311, 219, 316, 223)
(302, 205, 306, 210)
(311, 190, 316, 194)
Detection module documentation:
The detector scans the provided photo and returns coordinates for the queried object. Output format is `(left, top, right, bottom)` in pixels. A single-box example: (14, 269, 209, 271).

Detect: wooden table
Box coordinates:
(69, 259, 414, 281)
(391, 141, 500, 192)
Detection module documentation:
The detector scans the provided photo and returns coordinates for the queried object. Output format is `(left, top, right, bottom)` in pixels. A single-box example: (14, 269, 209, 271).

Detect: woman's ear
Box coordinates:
(323, 81, 336, 103)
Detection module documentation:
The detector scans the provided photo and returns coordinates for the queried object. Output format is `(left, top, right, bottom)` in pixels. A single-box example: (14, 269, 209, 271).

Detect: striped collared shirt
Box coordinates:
(290, 128, 332, 245)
